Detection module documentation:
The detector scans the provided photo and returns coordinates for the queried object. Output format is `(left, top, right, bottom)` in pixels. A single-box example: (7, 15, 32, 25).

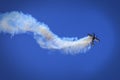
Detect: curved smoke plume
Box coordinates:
(0, 11, 93, 54)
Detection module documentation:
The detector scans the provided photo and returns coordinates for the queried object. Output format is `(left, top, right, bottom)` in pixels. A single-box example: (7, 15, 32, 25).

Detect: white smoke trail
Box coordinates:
(0, 11, 93, 54)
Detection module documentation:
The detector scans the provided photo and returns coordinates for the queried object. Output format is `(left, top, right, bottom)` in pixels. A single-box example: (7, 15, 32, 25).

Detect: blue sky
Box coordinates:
(0, 0, 120, 80)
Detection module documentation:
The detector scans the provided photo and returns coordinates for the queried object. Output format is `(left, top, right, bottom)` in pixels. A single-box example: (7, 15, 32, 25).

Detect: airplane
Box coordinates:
(88, 33, 100, 46)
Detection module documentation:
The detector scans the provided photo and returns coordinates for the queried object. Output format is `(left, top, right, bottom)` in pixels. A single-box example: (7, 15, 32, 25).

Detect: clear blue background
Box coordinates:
(0, 0, 120, 80)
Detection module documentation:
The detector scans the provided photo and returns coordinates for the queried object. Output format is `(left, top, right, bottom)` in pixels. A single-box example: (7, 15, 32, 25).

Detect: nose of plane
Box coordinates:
(94, 37, 100, 42)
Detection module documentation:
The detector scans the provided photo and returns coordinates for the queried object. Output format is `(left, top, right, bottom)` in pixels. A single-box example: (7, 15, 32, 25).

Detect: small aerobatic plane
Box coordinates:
(88, 33, 100, 46)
